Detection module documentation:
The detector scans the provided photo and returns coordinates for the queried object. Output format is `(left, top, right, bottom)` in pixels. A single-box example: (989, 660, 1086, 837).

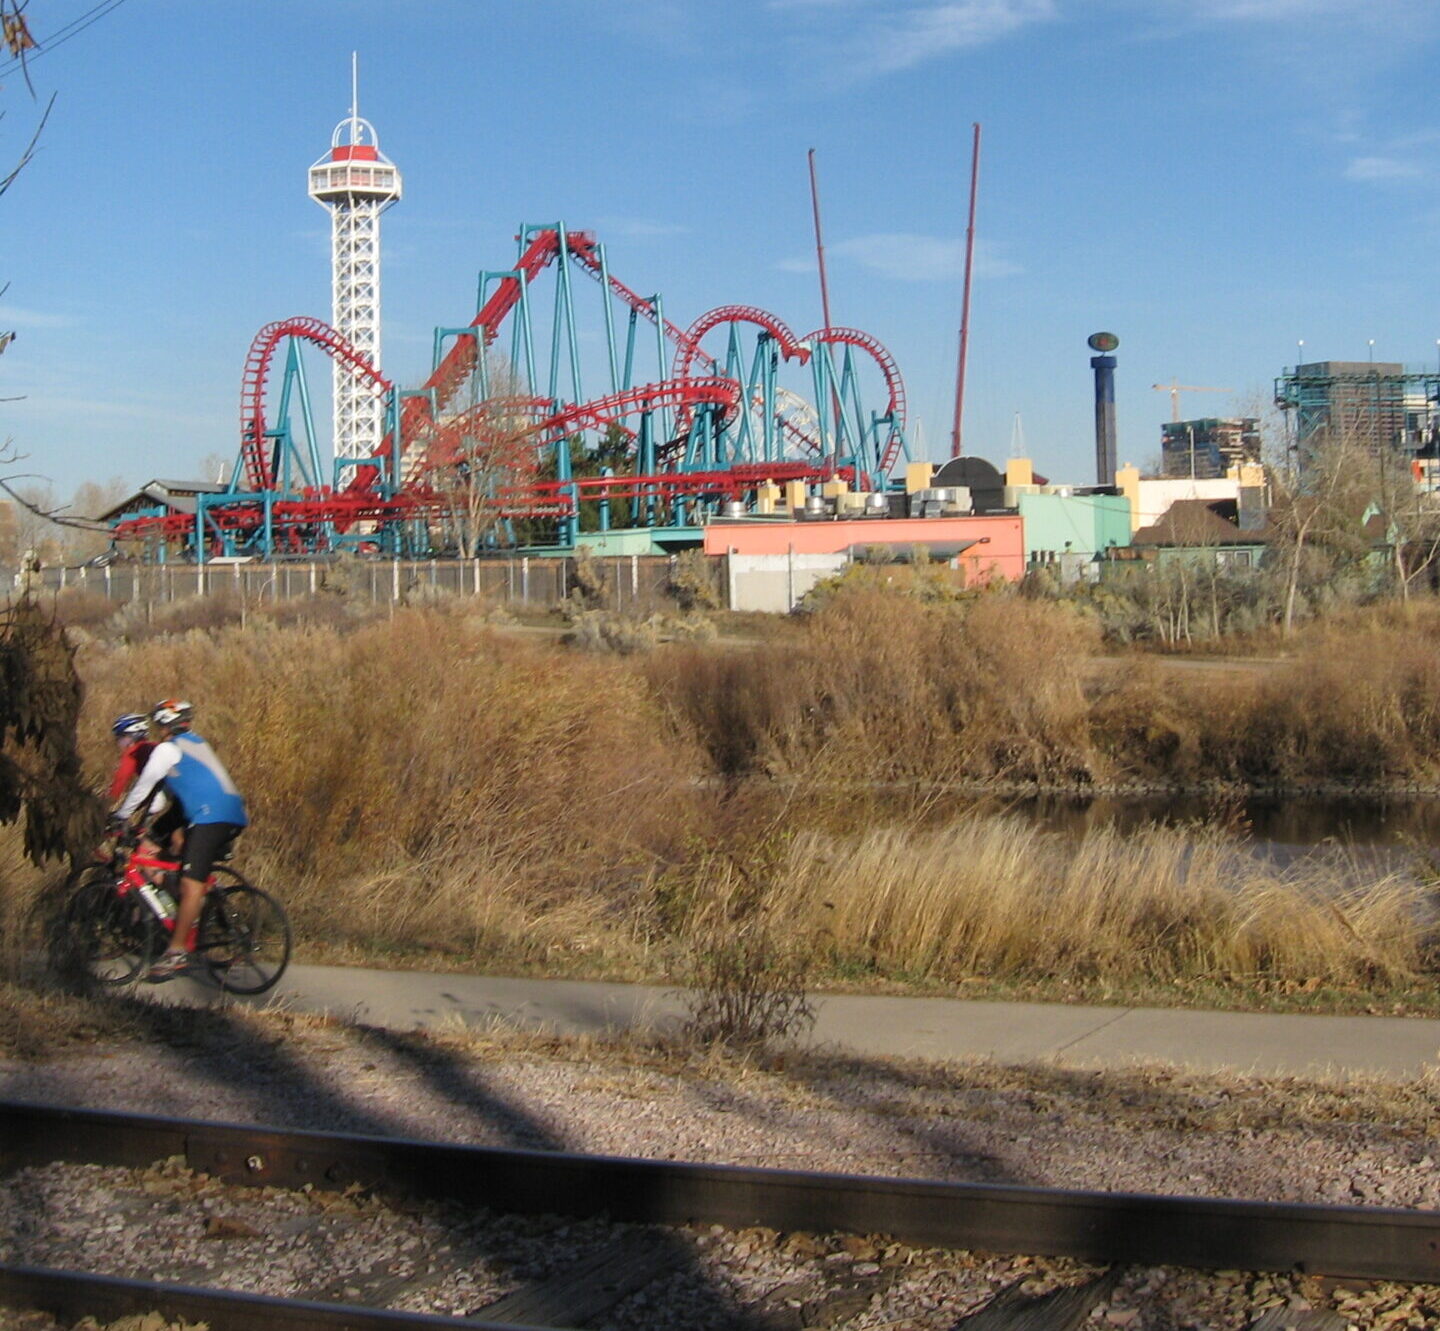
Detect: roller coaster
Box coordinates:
(113, 223, 912, 559)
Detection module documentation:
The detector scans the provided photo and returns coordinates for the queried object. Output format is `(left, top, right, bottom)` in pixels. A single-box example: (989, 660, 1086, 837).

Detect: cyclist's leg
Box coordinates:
(144, 805, 185, 882)
(151, 823, 239, 976)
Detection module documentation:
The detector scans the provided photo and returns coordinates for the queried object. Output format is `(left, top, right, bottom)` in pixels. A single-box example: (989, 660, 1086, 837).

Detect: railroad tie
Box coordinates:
(466, 1228, 685, 1329)
(1247, 1304, 1349, 1331)
(950, 1268, 1119, 1329)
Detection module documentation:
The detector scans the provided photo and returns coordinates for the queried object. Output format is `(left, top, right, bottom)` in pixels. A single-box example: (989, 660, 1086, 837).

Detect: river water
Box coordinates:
(984, 793, 1440, 880)
(1004, 793, 1440, 849)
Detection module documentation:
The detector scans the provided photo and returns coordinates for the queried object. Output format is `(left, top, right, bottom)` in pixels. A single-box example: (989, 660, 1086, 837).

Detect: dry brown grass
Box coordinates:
(76, 606, 708, 958)
(0, 592, 1432, 1013)
(647, 586, 1101, 785)
(1090, 609, 1440, 790)
(768, 816, 1432, 989)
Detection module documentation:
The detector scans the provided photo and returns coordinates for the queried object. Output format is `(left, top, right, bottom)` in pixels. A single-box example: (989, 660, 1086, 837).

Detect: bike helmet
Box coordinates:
(111, 713, 149, 740)
(151, 698, 194, 731)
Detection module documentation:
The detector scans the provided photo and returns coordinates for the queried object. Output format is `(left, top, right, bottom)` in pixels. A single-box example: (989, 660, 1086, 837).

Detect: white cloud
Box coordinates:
(1389, 128, 1440, 151)
(594, 218, 691, 239)
(780, 233, 1022, 280)
(864, 1, 1057, 73)
(1183, 0, 1348, 17)
(0, 305, 76, 329)
(1167, 0, 1420, 19)
(1345, 155, 1426, 182)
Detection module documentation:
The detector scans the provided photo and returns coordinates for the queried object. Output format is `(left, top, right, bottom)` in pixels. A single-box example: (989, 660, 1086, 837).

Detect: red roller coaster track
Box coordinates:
(121, 226, 909, 555)
(240, 317, 391, 491)
(804, 325, 908, 476)
(672, 306, 821, 457)
(672, 305, 810, 381)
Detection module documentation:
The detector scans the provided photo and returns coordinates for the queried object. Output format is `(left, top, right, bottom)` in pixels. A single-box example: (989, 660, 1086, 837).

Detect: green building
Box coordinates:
(1018, 491, 1132, 580)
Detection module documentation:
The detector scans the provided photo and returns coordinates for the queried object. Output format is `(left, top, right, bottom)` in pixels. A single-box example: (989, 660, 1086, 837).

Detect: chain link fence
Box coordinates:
(8, 555, 718, 616)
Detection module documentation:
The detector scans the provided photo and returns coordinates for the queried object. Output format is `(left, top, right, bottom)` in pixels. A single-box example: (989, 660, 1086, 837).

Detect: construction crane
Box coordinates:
(1152, 380, 1232, 422)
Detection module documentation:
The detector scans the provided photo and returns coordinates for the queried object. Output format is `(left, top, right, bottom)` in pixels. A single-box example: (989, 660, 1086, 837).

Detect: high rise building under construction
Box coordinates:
(1160, 417, 1261, 479)
(1278, 361, 1414, 455)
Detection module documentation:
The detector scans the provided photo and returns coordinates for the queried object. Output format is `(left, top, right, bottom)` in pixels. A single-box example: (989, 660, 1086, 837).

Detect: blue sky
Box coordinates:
(3, 0, 1440, 498)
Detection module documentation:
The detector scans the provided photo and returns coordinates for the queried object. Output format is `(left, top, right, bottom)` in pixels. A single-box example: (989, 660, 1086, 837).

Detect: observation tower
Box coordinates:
(307, 60, 402, 466)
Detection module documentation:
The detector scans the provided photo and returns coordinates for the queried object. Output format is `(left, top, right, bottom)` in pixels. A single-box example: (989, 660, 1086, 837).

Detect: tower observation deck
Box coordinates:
(308, 67, 402, 465)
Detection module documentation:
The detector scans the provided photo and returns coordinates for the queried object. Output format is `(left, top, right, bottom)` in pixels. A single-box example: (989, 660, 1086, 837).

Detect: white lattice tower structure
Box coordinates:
(307, 62, 401, 466)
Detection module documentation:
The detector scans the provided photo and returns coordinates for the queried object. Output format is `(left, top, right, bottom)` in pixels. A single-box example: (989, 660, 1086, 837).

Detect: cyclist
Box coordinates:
(96, 714, 159, 865)
(115, 698, 249, 981)
(107, 713, 155, 805)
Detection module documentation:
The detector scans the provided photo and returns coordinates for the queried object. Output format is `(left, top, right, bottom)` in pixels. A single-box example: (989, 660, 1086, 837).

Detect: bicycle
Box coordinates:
(59, 839, 292, 995)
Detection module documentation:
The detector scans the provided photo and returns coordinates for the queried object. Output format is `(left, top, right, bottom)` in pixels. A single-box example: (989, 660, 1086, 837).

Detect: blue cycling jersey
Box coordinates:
(118, 729, 248, 827)
(165, 731, 248, 826)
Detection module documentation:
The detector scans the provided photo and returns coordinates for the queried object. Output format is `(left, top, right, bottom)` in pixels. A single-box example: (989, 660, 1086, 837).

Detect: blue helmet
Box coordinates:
(111, 713, 149, 741)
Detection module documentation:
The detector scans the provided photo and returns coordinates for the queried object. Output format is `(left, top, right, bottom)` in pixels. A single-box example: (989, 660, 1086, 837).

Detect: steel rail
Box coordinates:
(3, 1099, 1439, 1286)
(0, 1263, 516, 1330)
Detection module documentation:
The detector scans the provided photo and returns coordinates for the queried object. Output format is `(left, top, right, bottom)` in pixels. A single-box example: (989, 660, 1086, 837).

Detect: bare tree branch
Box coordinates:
(0, 88, 51, 198)
(0, 477, 113, 532)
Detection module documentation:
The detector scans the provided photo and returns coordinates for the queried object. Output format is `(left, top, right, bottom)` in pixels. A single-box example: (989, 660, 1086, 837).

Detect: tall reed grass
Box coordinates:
(77, 606, 707, 958)
(768, 817, 1431, 988)
(20, 590, 1437, 998)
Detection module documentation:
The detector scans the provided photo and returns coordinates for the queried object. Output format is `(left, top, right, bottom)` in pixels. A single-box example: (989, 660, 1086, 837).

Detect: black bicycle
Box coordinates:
(59, 849, 292, 995)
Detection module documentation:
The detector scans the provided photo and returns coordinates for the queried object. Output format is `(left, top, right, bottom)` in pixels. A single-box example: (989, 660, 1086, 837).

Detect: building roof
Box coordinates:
(1132, 498, 1269, 548)
(99, 479, 231, 524)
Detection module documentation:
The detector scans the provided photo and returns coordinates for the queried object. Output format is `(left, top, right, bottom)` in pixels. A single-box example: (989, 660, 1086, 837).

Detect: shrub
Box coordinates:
(675, 861, 816, 1049)
(648, 585, 1101, 785)
(668, 549, 721, 612)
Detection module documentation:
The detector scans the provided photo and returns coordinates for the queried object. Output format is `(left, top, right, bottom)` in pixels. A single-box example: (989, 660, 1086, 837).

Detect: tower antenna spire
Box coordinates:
(309, 57, 403, 472)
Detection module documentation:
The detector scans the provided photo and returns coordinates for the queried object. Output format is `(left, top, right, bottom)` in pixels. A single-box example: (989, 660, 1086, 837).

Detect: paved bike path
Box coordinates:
(156, 963, 1440, 1080)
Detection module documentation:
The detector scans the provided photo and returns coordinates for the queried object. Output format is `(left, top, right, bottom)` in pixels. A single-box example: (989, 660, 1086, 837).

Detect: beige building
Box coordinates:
(1114, 462, 1268, 534)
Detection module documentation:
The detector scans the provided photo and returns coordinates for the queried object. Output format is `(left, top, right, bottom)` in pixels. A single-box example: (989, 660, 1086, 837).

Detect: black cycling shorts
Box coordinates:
(180, 822, 242, 882)
(149, 804, 185, 847)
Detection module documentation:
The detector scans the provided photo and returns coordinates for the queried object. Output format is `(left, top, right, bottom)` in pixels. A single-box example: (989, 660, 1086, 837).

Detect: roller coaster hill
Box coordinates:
(111, 223, 914, 561)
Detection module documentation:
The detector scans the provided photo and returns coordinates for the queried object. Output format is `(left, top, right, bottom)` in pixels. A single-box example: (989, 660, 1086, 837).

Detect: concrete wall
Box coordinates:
(704, 515, 1026, 584)
(725, 552, 849, 613)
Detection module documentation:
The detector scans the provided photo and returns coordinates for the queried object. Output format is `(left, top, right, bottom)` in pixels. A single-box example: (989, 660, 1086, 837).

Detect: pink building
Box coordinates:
(703, 515, 1026, 585)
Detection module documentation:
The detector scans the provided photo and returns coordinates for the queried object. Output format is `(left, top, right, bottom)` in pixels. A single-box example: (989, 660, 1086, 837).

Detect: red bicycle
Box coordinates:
(59, 840, 291, 994)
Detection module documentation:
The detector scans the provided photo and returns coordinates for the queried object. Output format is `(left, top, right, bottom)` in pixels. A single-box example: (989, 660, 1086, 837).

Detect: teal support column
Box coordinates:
(596, 243, 620, 394)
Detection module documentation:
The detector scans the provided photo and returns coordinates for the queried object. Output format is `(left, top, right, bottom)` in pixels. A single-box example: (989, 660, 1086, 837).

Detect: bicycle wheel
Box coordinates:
(61, 867, 160, 986)
(197, 874, 292, 995)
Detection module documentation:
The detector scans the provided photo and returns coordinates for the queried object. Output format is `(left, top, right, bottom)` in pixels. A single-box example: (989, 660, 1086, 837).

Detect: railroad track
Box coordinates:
(1, 1099, 1435, 1329)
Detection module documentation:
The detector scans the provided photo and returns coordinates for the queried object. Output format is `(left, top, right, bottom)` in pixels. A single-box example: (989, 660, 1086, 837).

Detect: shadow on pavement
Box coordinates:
(5, 981, 774, 1328)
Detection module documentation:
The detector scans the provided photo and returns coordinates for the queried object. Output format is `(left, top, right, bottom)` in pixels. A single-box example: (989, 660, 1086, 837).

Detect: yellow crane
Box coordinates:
(1151, 380, 1232, 422)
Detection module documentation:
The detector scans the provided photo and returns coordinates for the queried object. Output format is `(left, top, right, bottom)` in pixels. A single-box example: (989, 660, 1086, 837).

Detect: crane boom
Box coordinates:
(1152, 380, 1232, 423)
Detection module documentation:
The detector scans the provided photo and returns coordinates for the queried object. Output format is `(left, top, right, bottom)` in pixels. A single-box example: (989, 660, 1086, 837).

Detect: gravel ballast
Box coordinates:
(2, 1006, 1439, 1328)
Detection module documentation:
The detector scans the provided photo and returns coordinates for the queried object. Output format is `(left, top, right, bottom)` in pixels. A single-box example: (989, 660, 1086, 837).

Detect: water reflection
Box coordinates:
(974, 793, 1440, 878)
(1000, 794, 1440, 849)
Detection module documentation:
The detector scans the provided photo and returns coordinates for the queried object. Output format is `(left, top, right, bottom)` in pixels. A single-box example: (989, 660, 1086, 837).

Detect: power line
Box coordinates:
(0, 0, 129, 80)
